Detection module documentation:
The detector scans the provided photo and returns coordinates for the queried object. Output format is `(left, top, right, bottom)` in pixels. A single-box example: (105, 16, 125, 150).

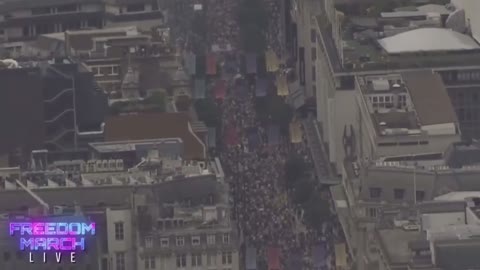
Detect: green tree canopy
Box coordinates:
(267, 96, 293, 129)
(293, 178, 314, 206)
(195, 99, 220, 127)
(237, 0, 269, 53)
(285, 157, 308, 190)
(304, 192, 331, 229)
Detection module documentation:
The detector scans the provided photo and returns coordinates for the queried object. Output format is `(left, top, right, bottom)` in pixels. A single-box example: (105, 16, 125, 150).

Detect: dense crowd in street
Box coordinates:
(265, 0, 284, 59)
(216, 55, 342, 270)
(174, 0, 349, 268)
(205, 0, 239, 49)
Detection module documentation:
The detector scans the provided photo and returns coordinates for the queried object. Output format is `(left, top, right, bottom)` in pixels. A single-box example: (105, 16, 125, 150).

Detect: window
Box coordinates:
(145, 237, 153, 248)
(207, 234, 216, 245)
(310, 29, 316, 43)
(369, 187, 382, 199)
(367, 207, 377, 218)
(191, 253, 202, 267)
(112, 66, 120, 75)
(3, 251, 10, 261)
(126, 3, 145, 12)
(145, 256, 156, 269)
(100, 66, 112, 76)
(311, 47, 317, 61)
(191, 236, 200, 246)
(207, 254, 216, 266)
(115, 252, 125, 270)
(416, 190, 426, 202)
(222, 233, 230, 244)
(311, 66, 316, 81)
(394, 188, 405, 200)
(176, 236, 185, 246)
(57, 4, 77, 13)
(221, 252, 232, 265)
(373, 96, 378, 103)
(159, 257, 166, 270)
(114, 222, 124, 240)
(176, 254, 187, 268)
(160, 237, 169, 247)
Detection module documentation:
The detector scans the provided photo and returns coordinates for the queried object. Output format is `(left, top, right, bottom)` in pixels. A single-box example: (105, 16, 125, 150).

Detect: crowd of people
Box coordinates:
(265, 0, 285, 59)
(205, 0, 239, 50)
(172, 0, 350, 268)
(217, 57, 339, 270)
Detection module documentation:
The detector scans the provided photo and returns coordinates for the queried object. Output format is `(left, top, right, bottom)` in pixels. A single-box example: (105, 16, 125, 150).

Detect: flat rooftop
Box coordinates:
(89, 138, 183, 153)
(358, 71, 457, 137)
(320, 3, 480, 74)
(377, 228, 422, 264)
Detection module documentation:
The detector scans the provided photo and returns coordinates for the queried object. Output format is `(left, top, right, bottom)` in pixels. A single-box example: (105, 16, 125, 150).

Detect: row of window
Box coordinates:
(31, 4, 78, 15)
(369, 187, 425, 201)
(145, 233, 231, 248)
(369, 95, 408, 109)
(115, 222, 232, 246)
(176, 252, 232, 269)
(142, 252, 233, 270)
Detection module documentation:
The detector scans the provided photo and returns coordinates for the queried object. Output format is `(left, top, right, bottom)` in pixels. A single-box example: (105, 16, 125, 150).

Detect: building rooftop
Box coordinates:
(377, 28, 480, 54)
(357, 71, 457, 137)
(319, 3, 480, 74)
(434, 191, 480, 201)
(377, 228, 422, 264)
(0, 173, 220, 212)
(402, 71, 457, 125)
(104, 113, 206, 160)
(89, 138, 184, 153)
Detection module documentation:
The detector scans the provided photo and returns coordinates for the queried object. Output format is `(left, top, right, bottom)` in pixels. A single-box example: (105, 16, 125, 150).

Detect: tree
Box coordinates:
(267, 96, 293, 130)
(144, 92, 166, 105)
(304, 192, 331, 229)
(293, 178, 314, 206)
(175, 96, 192, 112)
(195, 99, 220, 127)
(285, 157, 308, 190)
(237, 0, 269, 53)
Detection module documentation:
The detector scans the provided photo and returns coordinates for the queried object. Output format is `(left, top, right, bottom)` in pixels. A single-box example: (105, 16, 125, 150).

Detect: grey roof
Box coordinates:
(377, 229, 422, 264)
(417, 200, 466, 214)
(435, 239, 480, 270)
(0, 174, 219, 212)
(402, 71, 457, 125)
(0, 0, 102, 12)
(361, 166, 480, 203)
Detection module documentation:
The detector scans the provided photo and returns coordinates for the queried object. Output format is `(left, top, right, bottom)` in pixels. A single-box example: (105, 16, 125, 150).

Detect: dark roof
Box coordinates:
(105, 113, 206, 160)
(435, 239, 480, 270)
(0, 0, 102, 12)
(0, 68, 45, 158)
(402, 71, 457, 126)
(417, 201, 466, 214)
(68, 31, 127, 51)
(0, 174, 218, 212)
(138, 58, 171, 91)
